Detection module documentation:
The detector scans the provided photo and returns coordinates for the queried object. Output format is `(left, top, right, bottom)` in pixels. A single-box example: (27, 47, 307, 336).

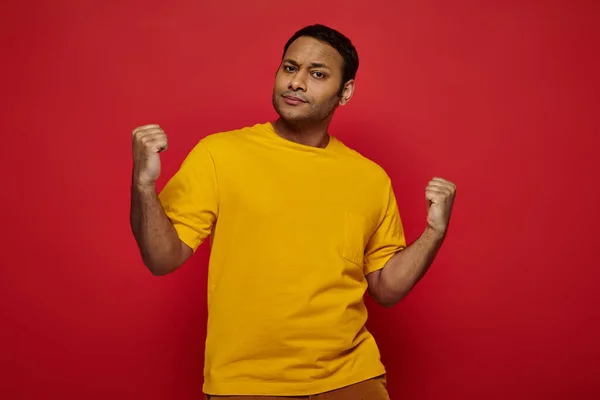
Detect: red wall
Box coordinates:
(2, 1, 599, 398)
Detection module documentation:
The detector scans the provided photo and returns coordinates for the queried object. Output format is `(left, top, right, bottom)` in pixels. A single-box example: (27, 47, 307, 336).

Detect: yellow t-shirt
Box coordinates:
(158, 122, 406, 396)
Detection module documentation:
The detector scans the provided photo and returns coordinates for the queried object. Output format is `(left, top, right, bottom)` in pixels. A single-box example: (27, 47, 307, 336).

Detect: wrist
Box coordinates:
(132, 178, 157, 192)
(424, 225, 446, 242)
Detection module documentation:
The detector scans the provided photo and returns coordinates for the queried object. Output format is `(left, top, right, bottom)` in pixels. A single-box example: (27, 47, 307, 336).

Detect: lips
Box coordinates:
(282, 94, 307, 104)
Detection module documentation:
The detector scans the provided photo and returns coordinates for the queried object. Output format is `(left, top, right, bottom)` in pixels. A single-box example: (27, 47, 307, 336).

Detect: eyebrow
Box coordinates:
(283, 59, 331, 70)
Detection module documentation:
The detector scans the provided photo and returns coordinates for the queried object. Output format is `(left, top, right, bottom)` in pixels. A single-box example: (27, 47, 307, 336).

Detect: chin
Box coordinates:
(273, 101, 306, 123)
(278, 111, 310, 125)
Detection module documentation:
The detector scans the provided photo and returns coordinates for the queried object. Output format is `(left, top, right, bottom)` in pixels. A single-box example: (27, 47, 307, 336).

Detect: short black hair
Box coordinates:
(282, 24, 359, 93)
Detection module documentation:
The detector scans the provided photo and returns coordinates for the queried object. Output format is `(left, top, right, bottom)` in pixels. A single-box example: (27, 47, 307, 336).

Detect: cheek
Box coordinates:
(274, 73, 287, 89)
(310, 81, 337, 98)
(313, 89, 338, 107)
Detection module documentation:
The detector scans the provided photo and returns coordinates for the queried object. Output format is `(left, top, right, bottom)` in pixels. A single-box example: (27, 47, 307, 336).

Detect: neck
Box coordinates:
(272, 118, 331, 149)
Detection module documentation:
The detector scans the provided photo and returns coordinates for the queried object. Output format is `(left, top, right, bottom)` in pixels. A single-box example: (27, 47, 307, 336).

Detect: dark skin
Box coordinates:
(271, 36, 355, 149)
(130, 35, 456, 307)
(269, 36, 456, 307)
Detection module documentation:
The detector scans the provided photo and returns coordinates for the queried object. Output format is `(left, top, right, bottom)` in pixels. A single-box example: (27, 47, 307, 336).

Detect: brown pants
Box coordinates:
(205, 375, 389, 400)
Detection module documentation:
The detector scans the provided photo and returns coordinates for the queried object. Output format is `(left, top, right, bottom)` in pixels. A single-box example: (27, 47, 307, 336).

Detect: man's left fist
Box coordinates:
(425, 177, 456, 238)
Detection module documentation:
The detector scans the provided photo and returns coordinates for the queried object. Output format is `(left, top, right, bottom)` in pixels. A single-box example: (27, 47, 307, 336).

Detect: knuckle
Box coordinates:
(136, 130, 149, 139)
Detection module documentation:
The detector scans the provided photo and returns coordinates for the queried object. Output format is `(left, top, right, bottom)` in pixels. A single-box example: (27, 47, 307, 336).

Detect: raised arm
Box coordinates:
(367, 177, 456, 307)
(129, 124, 193, 275)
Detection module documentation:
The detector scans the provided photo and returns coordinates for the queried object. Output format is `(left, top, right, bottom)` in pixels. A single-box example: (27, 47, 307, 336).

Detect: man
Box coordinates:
(130, 24, 456, 399)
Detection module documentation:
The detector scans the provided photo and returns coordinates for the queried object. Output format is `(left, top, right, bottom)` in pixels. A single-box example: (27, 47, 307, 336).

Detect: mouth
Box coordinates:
(282, 94, 308, 105)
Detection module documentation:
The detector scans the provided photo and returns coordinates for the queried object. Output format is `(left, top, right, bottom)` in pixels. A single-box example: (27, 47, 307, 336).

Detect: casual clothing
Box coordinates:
(158, 122, 406, 396)
(205, 374, 389, 399)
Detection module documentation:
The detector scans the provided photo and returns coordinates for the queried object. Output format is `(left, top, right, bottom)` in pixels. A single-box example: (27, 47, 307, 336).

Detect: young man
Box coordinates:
(130, 24, 456, 399)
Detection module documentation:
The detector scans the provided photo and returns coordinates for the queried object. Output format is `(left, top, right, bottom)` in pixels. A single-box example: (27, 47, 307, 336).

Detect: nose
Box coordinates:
(288, 70, 307, 92)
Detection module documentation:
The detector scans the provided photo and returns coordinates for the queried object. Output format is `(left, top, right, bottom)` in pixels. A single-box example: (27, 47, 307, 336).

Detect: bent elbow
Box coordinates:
(148, 266, 172, 276)
(378, 298, 397, 308)
(142, 257, 180, 276)
(373, 292, 407, 308)
(381, 300, 395, 308)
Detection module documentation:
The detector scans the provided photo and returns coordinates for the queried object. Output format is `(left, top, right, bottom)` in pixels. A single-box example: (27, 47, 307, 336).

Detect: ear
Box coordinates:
(338, 80, 355, 106)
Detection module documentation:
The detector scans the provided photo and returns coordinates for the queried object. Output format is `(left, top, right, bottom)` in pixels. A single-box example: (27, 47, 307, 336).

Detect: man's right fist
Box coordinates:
(132, 124, 168, 186)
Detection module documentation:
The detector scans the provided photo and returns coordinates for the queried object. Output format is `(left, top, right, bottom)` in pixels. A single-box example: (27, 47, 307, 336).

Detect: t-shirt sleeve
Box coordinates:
(158, 140, 219, 253)
(363, 180, 407, 275)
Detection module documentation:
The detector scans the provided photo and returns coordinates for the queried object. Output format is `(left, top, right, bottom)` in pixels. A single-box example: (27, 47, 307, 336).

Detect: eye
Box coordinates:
(312, 71, 326, 79)
(283, 65, 296, 72)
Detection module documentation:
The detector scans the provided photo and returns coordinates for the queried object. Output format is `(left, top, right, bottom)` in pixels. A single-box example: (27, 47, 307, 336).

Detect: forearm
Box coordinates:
(375, 227, 446, 306)
(130, 181, 185, 275)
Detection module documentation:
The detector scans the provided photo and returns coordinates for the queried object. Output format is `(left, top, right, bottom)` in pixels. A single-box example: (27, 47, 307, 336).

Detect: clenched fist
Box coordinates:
(132, 124, 168, 187)
(425, 177, 456, 238)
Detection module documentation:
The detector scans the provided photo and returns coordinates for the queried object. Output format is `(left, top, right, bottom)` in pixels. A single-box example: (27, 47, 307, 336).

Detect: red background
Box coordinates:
(2, 1, 599, 399)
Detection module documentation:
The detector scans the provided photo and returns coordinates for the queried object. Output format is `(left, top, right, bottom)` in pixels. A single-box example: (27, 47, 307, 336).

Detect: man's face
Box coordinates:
(272, 36, 352, 125)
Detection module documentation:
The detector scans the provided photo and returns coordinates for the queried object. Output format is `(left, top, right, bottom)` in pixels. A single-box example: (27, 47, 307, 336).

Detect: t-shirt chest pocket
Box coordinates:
(342, 210, 369, 268)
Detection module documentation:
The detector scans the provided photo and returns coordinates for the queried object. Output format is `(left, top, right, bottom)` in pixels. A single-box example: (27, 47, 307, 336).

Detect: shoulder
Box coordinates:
(333, 139, 397, 222)
(333, 138, 392, 187)
(180, 122, 269, 163)
(200, 122, 269, 149)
